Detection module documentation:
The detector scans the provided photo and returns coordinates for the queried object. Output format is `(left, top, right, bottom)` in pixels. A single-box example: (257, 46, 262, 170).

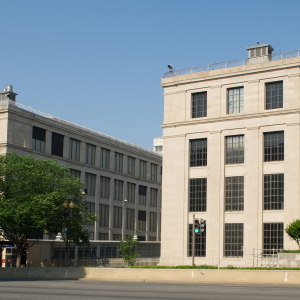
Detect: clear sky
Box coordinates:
(1, 0, 300, 150)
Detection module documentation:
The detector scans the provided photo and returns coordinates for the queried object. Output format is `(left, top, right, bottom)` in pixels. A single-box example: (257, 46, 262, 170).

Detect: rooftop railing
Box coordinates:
(0, 100, 162, 158)
(163, 49, 300, 78)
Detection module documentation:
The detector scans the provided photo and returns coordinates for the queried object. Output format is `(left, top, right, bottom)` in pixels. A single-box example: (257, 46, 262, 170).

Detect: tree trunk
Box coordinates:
(16, 254, 21, 268)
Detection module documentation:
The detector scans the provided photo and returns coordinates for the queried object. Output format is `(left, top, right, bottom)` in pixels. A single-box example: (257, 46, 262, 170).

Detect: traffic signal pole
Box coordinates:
(192, 214, 195, 267)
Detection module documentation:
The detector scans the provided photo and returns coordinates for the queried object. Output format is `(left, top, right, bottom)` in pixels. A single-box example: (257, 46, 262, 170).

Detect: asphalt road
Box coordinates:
(0, 280, 299, 300)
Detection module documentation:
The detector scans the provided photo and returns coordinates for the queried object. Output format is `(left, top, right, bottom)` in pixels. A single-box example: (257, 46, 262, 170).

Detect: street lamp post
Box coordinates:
(63, 201, 74, 268)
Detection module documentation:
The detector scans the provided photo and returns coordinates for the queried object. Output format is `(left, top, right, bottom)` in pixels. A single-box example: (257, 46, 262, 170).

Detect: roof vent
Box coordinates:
(246, 43, 274, 64)
(0, 85, 18, 101)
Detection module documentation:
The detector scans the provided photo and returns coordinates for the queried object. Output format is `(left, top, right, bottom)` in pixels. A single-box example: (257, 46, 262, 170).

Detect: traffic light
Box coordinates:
(194, 219, 200, 233)
(200, 219, 206, 233)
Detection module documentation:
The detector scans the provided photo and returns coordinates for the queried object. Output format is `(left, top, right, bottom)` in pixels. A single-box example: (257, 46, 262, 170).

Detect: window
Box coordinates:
(266, 81, 283, 110)
(69, 138, 80, 161)
(127, 183, 136, 203)
(101, 148, 110, 169)
(99, 245, 117, 258)
(113, 234, 122, 241)
(128, 156, 135, 176)
(138, 210, 146, 231)
(70, 169, 81, 179)
(149, 237, 156, 241)
(126, 208, 135, 230)
(264, 132, 284, 162)
(139, 185, 147, 205)
(54, 246, 75, 260)
(114, 179, 123, 201)
(264, 174, 284, 210)
(99, 204, 109, 227)
(86, 143, 96, 166)
(263, 223, 284, 254)
(100, 176, 110, 199)
(154, 146, 162, 152)
(225, 176, 244, 211)
(51, 132, 64, 157)
(85, 173, 96, 196)
(189, 178, 207, 212)
(224, 223, 244, 257)
(115, 152, 123, 172)
(138, 236, 146, 241)
(85, 202, 95, 226)
(188, 224, 206, 257)
(150, 212, 157, 232)
(226, 135, 244, 164)
(151, 163, 157, 181)
(32, 126, 45, 152)
(150, 188, 158, 207)
(228, 87, 244, 114)
(78, 246, 97, 259)
(190, 139, 207, 167)
(113, 206, 122, 228)
(99, 233, 108, 240)
(140, 160, 147, 179)
(192, 92, 207, 118)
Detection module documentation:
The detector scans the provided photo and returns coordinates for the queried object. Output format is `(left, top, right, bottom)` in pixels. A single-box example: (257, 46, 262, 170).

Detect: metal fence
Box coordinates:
(163, 49, 300, 78)
(27, 258, 160, 268)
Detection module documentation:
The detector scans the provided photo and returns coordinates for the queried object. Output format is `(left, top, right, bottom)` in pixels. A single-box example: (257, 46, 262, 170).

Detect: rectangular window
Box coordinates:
(114, 152, 123, 172)
(140, 160, 147, 179)
(85, 173, 96, 196)
(190, 139, 207, 167)
(99, 233, 108, 240)
(99, 204, 109, 227)
(263, 223, 284, 254)
(228, 87, 244, 114)
(188, 224, 206, 257)
(139, 185, 147, 205)
(189, 178, 207, 212)
(126, 208, 135, 230)
(266, 81, 283, 110)
(86, 143, 96, 166)
(70, 169, 81, 179)
(69, 138, 80, 161)
(192, 92, 207, 118)
(114, 179, 123, 201)
(85, 202, 95, 226)
(138, 236, 146, 241)
(113, 206, 122, 228)
(150, 188, 158, 207)
(150, 212, 157, 232)
(151, 163, 158, 181)
(226, 135, 244, 164)
(264, 132, 284, 162)
(225, 176, 244, 211)
(113, 234, 122, 241)
(128, 156, 135, 176)
(101, 148, 110, 169)
(264, 174, 284, 210)
(100, 176, 110, 199)
(51, 132, 64, 157)
(138, 210, 146, 231)
(127, 182, 136, 203)
(149, 237, 156, 241)
(224, 223, 244, 257)
(78, 246, 97, 259)
(32, 126, 45, 152)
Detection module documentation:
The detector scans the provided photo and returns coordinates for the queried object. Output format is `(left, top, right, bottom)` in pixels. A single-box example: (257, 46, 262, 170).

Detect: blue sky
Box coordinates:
(1, 0, 300, 150)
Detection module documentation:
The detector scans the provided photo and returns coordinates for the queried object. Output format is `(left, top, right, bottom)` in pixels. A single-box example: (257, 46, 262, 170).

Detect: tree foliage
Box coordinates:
(0, 153, 97, 266)
(285, 219, 300, 249)
(118, 230, 141, 267)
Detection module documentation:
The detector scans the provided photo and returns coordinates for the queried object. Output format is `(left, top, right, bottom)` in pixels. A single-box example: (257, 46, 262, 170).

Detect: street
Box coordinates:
(0, 280, 299, 300)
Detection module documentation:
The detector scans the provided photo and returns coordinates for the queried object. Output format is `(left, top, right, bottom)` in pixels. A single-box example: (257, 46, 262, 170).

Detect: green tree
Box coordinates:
(0, 153, 97, 267)
(118, 230, 141, 267)
(285, 219, 300, 250)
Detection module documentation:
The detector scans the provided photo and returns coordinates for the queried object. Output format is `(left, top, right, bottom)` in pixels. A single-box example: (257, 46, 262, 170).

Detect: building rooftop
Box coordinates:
(0, 99, 162, 158)
(163, 48, 300, 78)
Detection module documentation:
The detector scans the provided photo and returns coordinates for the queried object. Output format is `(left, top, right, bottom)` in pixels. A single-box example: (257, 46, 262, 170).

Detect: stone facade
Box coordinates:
(161, 46, 300, 267)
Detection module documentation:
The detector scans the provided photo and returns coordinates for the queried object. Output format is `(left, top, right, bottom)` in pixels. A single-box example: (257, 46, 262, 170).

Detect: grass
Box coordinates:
(281, 250, 300, 253)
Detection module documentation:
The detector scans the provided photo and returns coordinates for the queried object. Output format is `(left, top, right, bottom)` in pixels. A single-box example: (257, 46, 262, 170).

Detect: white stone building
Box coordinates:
(0, 87, 162, 267)
(160, 44, 300, 267)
